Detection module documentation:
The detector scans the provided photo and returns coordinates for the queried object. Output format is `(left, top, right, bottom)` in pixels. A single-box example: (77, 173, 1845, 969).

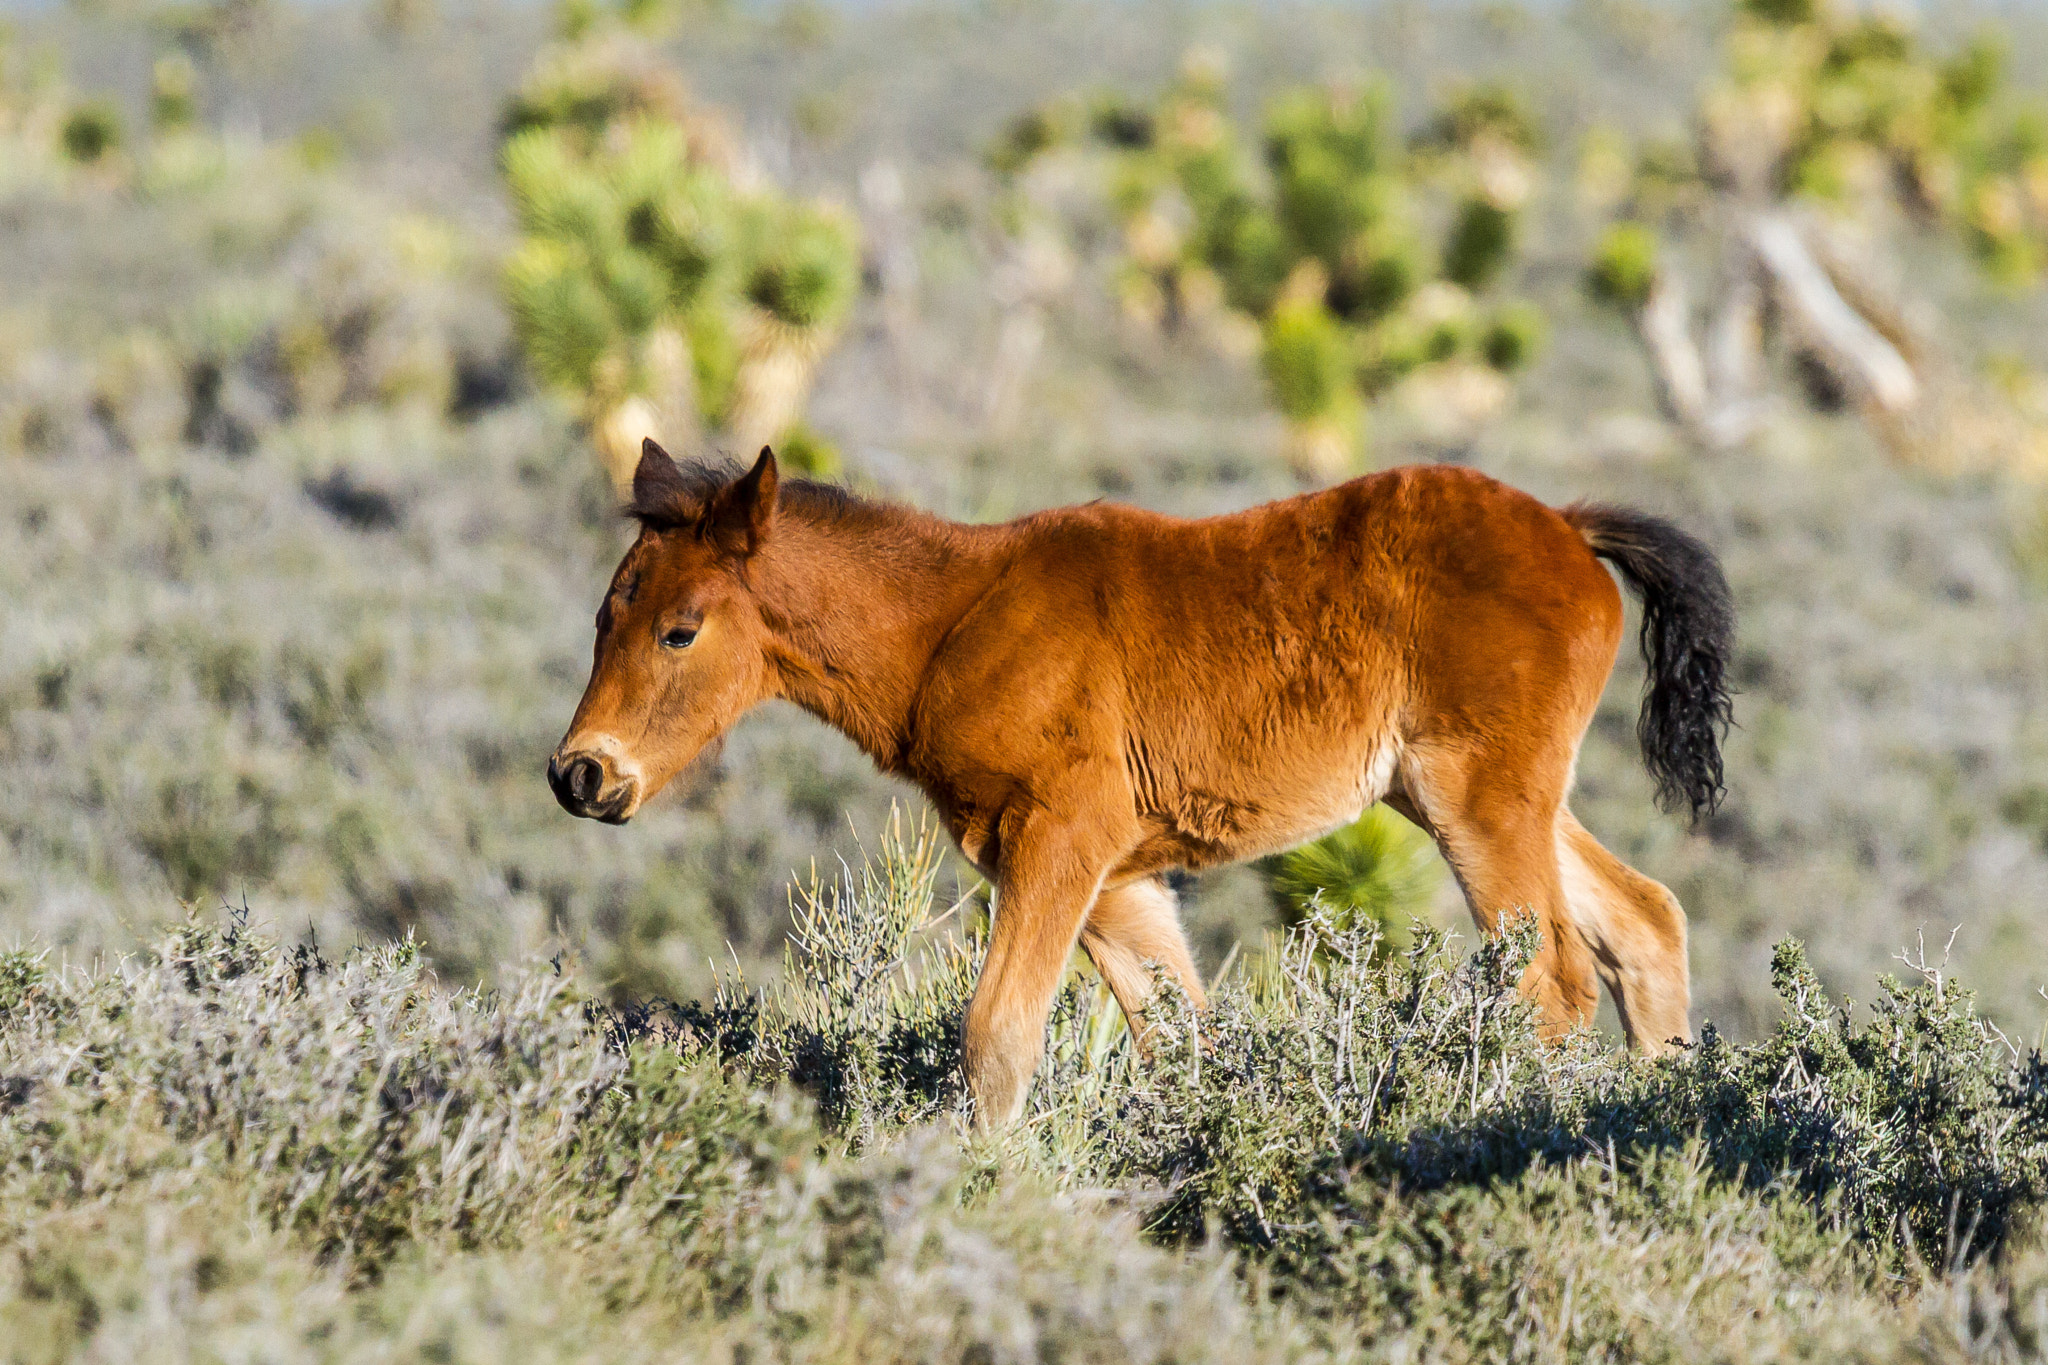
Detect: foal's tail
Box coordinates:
(1562, 503, 1736, 820)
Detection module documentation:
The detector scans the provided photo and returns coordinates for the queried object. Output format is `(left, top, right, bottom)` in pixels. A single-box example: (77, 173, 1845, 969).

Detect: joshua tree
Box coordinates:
(996, 57, 1544, 479)
(500, 8, 859, 489)
(1585, 0, 2048, 461)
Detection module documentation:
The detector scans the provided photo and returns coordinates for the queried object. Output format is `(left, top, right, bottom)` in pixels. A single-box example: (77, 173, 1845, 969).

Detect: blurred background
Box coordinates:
(2, 0, 2047, 1040)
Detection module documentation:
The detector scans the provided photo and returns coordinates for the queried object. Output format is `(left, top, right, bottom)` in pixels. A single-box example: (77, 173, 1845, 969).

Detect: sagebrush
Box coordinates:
(7, 822, 2048, 1359)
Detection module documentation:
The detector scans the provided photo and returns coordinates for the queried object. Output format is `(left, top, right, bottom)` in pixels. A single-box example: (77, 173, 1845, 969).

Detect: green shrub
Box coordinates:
(1598, 0, 2048, 297)
(1001, 67, 1544, 474)
(149, 54, 197, 132)
(499, 23, 860, 481)
(1482, 300, 1547, 370)
(743, 206, 860, 330)
(1260, 297, 1352, 424)
(59, 100, 121, 165)
(1442, 196, 1516, 289)
(1590, 220, 1660, 309)
(1266, 804, 1440, 948)
(773, 420, 843, 477)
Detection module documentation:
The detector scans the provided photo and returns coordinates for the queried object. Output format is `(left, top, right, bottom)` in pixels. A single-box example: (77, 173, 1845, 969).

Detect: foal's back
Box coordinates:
(972, 464, 1626, 871)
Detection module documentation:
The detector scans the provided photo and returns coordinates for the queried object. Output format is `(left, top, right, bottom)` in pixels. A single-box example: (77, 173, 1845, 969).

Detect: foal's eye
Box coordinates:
(660, 626, 698, 650)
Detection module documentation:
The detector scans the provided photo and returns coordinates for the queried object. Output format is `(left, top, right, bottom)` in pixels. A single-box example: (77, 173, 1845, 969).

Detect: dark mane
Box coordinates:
(626, 455, 882, 534)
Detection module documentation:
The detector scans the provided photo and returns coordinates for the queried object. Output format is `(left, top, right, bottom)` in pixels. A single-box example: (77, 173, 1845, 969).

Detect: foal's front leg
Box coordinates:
(1079, 876, 1206, 1054)
(963, 812, 1125, 1127)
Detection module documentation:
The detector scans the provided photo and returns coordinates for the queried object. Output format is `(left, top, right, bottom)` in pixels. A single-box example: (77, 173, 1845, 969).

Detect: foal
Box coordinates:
(551, 442, 1734, 1126)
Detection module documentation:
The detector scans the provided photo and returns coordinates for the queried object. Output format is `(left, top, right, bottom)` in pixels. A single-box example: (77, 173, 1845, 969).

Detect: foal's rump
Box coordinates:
(1354, 466, 1735, 820)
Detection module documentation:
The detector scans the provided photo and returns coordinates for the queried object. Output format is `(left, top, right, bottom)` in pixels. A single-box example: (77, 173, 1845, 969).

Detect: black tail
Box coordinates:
(1564, 503, 1736, 820)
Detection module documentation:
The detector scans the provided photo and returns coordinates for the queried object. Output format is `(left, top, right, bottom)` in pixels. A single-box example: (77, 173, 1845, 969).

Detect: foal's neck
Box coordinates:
(756, 504, 1005, 770)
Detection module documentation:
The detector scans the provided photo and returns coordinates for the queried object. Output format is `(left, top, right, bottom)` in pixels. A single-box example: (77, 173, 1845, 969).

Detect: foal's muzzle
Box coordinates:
(547, 750, 638, 824)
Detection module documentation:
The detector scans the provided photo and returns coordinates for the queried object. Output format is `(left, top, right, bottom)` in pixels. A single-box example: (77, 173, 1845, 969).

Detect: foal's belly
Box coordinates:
(1123, 727, 1404, 876)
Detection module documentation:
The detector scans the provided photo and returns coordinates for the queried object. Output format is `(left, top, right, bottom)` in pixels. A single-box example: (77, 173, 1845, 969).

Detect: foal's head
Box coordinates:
(547, 441, 783, 823)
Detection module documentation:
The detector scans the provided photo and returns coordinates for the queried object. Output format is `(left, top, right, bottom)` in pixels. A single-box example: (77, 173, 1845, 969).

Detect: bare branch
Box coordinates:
(1747, 213, 1919, 415)
(1638, 268, 1709, 430)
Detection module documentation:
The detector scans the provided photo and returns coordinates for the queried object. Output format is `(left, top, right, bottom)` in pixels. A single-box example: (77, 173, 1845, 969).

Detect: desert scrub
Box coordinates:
(605, 810, 986, 1145)
(0, 915, 797, 1270)
(0, 924, 1322, 1364)
(618, 822, 2048, 1291)
(10, 829, 2048, 1360)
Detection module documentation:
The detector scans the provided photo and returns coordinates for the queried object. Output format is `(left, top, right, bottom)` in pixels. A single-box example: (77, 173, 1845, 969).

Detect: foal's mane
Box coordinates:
(627, 456, 893, 536)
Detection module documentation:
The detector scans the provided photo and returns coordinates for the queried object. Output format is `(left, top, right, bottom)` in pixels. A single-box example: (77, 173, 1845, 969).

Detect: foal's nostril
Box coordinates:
(547, 752, 609, 815)
(566, 755, 603, 804)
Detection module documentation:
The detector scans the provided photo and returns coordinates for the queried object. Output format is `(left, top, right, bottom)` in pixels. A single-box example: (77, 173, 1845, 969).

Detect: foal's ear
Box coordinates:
(707, 447, 779, 558)
(632, 438, 688, 512)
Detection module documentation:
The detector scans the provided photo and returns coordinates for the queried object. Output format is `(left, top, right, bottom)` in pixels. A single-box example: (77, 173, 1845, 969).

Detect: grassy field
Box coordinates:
(6, 0, 2048, 1355)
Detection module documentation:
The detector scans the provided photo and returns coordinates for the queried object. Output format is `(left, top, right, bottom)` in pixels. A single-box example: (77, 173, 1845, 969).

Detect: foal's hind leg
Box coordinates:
(1392, 745, 1600, 1038)
(1078, 876, 1206, 1054)
(1556, 809, 1691, 1053)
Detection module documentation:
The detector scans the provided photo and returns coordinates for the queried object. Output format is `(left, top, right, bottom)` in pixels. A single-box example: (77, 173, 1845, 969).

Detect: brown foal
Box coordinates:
(550, 442, 1735, 1126)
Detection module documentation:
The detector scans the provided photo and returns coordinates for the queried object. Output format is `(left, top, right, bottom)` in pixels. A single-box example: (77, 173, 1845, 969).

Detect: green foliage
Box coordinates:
(501, 30, 686, 145)
(504, 234, 618, 393)
(1590, 220, 1660, 309)
(1417, 84, 1544, 160)
(501, 121, 709, 397)
(987, 103, 1076, 176)
(1443, 196, 1516, 290)
(1267, 804, 1439, 948)
(59, 99, 121, 165)
(1602, 1, 2048, 291)
(1482, 300, 1547, 371)
(743, 204, 861, 329)
(149, 54, 196, 132)
(1260, 296, 1352, 424)
(1264, 85, 1401, 286)
(774, 421, 843, 477)
(499, 26, 860, 450)
(1739, 0, 1818, 25)
(1004, 65, 1543, 470)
